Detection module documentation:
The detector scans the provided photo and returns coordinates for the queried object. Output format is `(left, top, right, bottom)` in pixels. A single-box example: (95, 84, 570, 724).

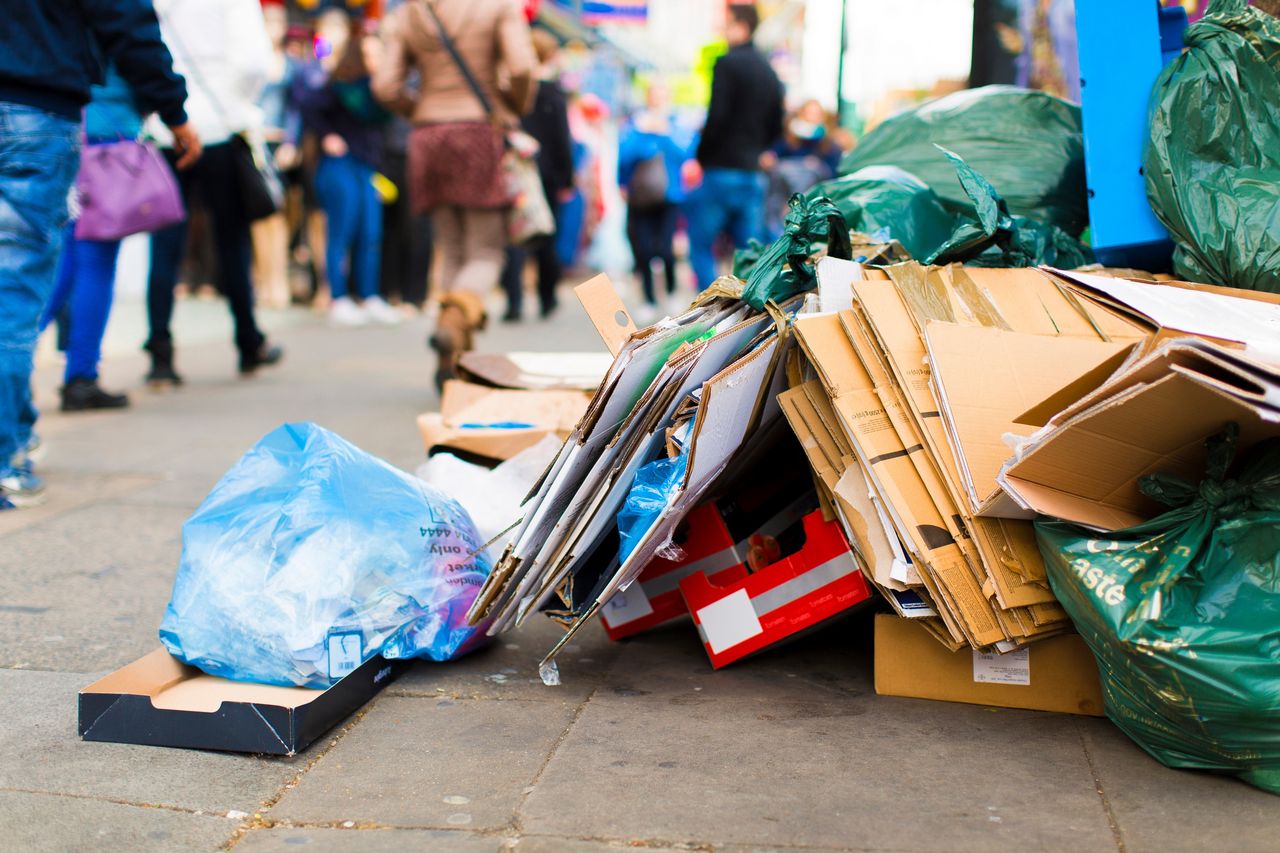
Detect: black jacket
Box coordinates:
(696, 42, 784, 172)
(523, 79, 574, 198)
(0, 0, 187, 125)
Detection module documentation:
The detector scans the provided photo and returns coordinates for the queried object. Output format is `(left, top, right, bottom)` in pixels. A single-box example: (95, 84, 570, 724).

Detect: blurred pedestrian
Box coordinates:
(0, 0, 196, 510)
(499, 30, 574, 323)
(374, 0, 535, 389)
(298, 13, 400, 327)
(251, 0, 300, 310)
(42, 66, 158, 413)
(618, 82, 687, 323)
(685, 3, 784, 290)
(760, 99, 841, 240)
(147, 0, 283, 384)
(379, 115, 434, 312)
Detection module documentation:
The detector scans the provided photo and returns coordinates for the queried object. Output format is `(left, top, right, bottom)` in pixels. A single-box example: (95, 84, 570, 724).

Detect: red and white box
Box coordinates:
(600, 504, 744, 640)
(679, 509, 871, 669)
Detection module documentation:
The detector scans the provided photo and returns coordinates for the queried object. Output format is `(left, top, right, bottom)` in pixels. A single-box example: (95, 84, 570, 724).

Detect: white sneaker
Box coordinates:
(330, 297, 368, 327)
(362, 295, 403, 326)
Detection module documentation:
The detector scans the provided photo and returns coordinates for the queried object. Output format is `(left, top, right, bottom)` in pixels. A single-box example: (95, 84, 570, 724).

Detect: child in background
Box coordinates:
(618, 82, 687, 324)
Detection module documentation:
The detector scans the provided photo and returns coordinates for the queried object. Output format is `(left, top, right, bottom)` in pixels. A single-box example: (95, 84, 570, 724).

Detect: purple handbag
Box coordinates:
(74, 139, 186, 242)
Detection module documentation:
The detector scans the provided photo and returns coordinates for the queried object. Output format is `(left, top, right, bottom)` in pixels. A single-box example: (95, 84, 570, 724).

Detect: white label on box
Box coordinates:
(600, 584, 655, 627)
(972, 647, 1031, 686)
(327, 632, 364, 681)
(697, 589, 763, 654)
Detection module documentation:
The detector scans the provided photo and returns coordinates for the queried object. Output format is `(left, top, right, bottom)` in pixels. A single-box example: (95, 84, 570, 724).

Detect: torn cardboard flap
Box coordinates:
(459, 351, 613, 392)
(575, 274, 639, 356)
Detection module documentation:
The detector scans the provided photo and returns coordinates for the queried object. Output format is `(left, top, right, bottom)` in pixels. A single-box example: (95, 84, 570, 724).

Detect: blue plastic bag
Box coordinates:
(159, 423, 493, 688)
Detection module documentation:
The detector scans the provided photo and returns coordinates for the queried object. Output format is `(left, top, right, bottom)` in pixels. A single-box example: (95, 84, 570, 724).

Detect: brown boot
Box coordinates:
(429, 304, 468, 391)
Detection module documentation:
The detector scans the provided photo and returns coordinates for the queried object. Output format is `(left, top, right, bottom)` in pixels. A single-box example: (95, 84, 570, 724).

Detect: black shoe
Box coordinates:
(500, 308, 522, 324)
(144, 340, 183, 388)
(61, 378, 130, 412)
(240, 342, 284, 376)
(539, 298, 559, 320)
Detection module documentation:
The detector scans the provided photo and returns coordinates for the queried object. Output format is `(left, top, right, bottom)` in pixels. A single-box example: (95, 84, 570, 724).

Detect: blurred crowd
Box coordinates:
(0, 0, 847, 511)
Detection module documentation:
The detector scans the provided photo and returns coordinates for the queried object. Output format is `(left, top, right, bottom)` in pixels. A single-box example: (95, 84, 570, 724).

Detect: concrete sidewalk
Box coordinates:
(2, 293, 1276, 853)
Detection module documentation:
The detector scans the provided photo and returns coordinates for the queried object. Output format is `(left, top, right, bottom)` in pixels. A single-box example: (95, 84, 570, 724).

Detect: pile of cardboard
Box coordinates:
(784, 260, 1150, 651)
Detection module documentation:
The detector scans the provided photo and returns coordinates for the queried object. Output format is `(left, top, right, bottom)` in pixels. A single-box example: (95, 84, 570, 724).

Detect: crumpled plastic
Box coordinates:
(808, 166, 955, 261)
(738, 193, 851, 310)
(159, 423, 493, 688)
(1037, 424, 1280, 794)
(1144, 0, 1280, 292)
(926, 147, 1094, 269)
(840, 84, 1087, 235)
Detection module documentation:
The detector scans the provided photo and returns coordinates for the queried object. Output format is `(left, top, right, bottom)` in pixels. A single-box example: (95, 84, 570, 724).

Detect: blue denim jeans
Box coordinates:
(0, 103, 79, 472)
(314, 154, 382, 301)
(43, 223, 122, 382)
(684, 167, 766, 290)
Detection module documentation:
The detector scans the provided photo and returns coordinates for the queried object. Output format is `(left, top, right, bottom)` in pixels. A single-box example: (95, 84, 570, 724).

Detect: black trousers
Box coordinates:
(379, 150, 433, 307)
(626, 202, 678, 304)
(501, 221, 562, 316)
(148, 142, 263, 356)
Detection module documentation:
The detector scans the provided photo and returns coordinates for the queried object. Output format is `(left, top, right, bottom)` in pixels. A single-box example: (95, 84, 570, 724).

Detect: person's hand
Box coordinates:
(759, 150, 778, 171)
(322, 133, 348, 158)
(681, 159, 703, 191)
(557, 188, 576, 203)
(275, 142, 299, 170)
(168, 122, 202, 170)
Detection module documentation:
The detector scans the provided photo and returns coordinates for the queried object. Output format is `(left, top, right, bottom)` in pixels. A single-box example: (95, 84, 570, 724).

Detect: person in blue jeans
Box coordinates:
(685, 4, 784, 291)
(299, 16, 399, 327)
(0, 0, 197, 511)
(40, 67, 150, 412)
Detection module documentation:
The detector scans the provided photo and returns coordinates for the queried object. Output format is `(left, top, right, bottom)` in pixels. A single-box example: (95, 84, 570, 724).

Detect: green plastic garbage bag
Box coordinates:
(739, 194, 851, 310)
(927, 148, 1094, 269)
(1036, 424, 1280, 794)
(1144, 0, 1280, 293)
(841, 85, 1087, 235)
(807, 166, 955, 261)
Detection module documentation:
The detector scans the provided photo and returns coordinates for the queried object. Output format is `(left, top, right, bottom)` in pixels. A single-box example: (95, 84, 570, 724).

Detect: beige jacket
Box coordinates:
(374, 0, 536, 126)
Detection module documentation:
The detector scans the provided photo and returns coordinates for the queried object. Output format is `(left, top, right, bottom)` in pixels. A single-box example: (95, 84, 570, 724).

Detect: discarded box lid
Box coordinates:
(874, 613, 1104, 716)
(78, 649, 407, 755)
(418, 380, 589, 465)
(459, 351, 613, 392)
(680, 509, 872, 669)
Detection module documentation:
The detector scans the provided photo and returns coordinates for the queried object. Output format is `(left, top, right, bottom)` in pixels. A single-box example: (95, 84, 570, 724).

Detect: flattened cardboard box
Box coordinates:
(79, 649, 408, 755)
(874, 614, 1104, 716)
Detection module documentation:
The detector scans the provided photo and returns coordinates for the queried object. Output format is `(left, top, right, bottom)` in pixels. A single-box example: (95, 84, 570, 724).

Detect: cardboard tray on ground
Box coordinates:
(874, 614, 1104, 716)
(79, 649, 408, 755)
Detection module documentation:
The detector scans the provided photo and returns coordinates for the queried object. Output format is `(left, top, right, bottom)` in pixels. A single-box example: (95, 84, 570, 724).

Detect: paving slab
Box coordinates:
(0, 790, 234, 853)
(1078, 718, 1280, 853)
(269, 695, 579, 830)
(387, 618, 621, 704)
(0, 503, 191, 671)
(0, 669, 300, 814)
(237, 826, 498, 852)
(521, 639, 1116, 852)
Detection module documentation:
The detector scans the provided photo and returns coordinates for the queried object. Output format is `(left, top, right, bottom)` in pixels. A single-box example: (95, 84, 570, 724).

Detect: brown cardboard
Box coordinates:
(574, 273, 638, 356)
(417, 380, 589, 464)
(922, 323, 1132, 510)
(874, 614, 1105, 716)
(1001, 354, 1280, 531)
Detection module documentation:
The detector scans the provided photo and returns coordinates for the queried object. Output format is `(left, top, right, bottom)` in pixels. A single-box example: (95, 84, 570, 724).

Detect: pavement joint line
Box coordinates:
(220, 698, 382, 851)
(382, 689, 569, 702)
(1075, 717, 1127, 853)
(510, 683, 601, 836)
(0, 785, 215, 818)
